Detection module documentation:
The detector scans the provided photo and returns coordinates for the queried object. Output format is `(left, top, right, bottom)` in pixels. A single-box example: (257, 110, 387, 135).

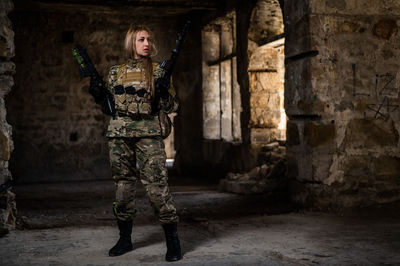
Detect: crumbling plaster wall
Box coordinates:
(7, 6, 178, 182)
(0, 0, 16, 234)
(285, 0, 400, 208)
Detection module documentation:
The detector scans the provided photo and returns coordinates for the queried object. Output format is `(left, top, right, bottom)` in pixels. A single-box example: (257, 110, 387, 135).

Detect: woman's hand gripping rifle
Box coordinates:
(72, 44, 116, 117)
(152, 20, 190, 114)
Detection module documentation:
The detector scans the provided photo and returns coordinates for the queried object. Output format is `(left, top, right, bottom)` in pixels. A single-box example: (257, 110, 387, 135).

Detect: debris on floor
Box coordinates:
(219, 141, 287, 194)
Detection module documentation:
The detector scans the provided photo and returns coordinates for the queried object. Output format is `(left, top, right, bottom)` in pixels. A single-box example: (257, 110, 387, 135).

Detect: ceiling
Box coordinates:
(13, 0, 226, 16)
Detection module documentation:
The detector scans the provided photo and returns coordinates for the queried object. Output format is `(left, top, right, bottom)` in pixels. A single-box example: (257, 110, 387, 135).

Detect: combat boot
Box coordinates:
(162, 222, 182, 262)
(109, 219, 133, 256)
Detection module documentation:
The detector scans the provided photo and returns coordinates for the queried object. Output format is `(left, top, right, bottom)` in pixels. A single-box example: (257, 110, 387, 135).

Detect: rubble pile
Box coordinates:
(219, 141, 287, 195)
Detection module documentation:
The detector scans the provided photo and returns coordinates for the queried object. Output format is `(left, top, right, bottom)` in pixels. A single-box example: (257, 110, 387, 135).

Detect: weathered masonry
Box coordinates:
(0, 0, 16, 235)
(285, 0, 400, 208)
(1, 0, 400, 233)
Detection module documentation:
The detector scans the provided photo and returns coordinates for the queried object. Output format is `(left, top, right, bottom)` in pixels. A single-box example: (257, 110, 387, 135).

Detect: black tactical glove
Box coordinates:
(89, 76, 104, 103)
(155, 77, 170, 99)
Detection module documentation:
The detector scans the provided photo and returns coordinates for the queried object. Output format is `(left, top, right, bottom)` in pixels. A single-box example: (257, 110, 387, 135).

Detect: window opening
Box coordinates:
(202, 12, 241, 142)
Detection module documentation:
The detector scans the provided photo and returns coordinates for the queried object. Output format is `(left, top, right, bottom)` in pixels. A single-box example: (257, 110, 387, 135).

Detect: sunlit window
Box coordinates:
(202, 12, 241, 142)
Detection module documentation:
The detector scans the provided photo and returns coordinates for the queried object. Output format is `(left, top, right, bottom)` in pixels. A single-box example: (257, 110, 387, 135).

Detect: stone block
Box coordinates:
(0, 75, 13, 97)
(341, 119, 399, 149)
(0, 0, 13, 15)
(373, 19, 398, 40)
(297, 98, 327, 114)
(284, 0, 310, 26)
(376, 189, 400, 202)
(219, 179, 268, 194)
(312, 153, 334, 182)
(310, 0, 400, 16)
(285, 14, 311, 58)
(248, 0, 283, 44)
(308, 14, 399, 79)
(0, 130, 10, 160)
(337, 21, 362, 33)
(261, 142, 280, 151)
(304, 122, 335, 147)
(324, 0, 347, 11)
(250, 110, 281, 128)
(287, 118, 335, 183)
(284, 11, 400, 122)
(0, 190, 16, 233)
(287, 144, 313, 182)
(250, 128, 282, 145)
(286, 121, 300, 146)
(249, 76, 282, 126)
(343, 155, 371, 178)
(297, 153, 313, 182)
(248, 46, 279, 70)
(0, 61, 15, 75)
(202, 28, 220, 63)
(372, 155, 400, 181)
(295, 14, 398, 98)
(0, 40, 6, 58)
(285, 57, 313, 115)
(286, 154, 299, 180)
(0, 16, 15, 59)
(0, 161, 11, 184)
(220, 22, 233, 58)
(354, 98, 376, 113)
(250, 71, 282, 92)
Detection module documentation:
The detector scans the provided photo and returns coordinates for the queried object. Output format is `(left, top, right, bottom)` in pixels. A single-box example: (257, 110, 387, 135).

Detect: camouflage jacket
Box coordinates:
(105, 58, 178, 138)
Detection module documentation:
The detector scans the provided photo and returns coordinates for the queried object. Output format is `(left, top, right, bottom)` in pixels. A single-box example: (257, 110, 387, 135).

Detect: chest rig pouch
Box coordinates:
(113, 64, 152, 116)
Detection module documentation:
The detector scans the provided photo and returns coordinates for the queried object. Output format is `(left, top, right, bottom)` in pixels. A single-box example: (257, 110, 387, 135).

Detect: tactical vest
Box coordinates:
(113, 62, 156, 116)
(105, 60, 176, 138)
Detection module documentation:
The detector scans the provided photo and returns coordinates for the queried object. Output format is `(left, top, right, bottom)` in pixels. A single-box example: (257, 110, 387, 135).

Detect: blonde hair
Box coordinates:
(124, 25, 157, 97)
(124, 24, 158, 59)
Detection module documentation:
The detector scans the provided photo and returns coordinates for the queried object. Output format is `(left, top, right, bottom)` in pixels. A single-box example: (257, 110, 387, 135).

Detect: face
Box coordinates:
(134, 30, 152, 59)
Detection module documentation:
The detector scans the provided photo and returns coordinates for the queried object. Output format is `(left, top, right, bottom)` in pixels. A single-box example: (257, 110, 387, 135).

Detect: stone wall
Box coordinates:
(248, 0, 285, 148)
(8, 0, 400, 209)
(0, 0, 16, 234)
(285, 0, 400, 208)
(7, 6, 178, 182)
(179, 0, 286, 177)
(5, 1, 287, 182)
(248, 43, 285, 145)
(248, 0, 284, 44)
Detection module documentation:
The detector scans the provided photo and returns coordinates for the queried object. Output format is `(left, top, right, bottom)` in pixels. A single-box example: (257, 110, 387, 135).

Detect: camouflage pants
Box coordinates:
(108, 137, 178, 224)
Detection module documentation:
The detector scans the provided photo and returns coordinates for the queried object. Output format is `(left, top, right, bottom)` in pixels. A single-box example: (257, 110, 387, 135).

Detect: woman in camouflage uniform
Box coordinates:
(92, 25, 181, 261)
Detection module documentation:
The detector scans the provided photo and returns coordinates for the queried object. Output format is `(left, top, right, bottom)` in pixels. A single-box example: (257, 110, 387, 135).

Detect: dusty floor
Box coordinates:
(1, 177, 400, 266)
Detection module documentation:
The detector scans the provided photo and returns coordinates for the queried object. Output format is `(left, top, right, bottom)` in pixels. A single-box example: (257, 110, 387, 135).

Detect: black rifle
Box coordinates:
(72, 44, 116, 116)
(153, 20, 191, 113)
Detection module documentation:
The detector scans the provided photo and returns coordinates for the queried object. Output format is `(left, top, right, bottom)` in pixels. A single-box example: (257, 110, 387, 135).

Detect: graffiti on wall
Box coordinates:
(352, 64, 399, 120)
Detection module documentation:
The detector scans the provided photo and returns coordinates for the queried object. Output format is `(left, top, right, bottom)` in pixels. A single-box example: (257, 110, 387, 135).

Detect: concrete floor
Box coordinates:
(1, 177, 400, 266)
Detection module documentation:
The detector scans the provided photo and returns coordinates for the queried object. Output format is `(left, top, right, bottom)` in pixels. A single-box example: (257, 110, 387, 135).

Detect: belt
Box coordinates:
(117, 113, 155, 120)
(114, 85, 147, 97)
